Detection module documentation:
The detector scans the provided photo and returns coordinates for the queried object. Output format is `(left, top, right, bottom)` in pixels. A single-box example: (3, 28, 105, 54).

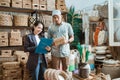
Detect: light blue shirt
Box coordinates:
(48, 22, 74, 57)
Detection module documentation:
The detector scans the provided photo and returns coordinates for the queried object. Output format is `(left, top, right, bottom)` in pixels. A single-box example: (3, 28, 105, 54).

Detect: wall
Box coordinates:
(65, 0, 106, 11)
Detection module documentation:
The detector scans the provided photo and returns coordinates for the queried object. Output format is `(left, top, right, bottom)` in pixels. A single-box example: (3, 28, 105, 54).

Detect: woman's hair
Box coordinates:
(32, 21, 45, 37)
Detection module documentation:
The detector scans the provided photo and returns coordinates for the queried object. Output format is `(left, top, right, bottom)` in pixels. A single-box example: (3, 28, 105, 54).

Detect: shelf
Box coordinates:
(113, 18, 120, 20)
(0, 6, 67, 15)
(0, 46, 24, 50)
(0, 26, 32, 29)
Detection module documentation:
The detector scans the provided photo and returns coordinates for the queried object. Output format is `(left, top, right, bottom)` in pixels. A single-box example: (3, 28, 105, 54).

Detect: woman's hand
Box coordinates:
(45, 46, 51, 51)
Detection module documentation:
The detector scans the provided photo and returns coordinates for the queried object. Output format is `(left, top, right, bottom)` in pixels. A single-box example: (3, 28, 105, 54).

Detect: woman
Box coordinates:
(24, 21, 51, 80)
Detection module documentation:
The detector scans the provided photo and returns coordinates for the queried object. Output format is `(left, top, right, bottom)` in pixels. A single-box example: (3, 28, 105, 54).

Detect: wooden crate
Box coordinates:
(0, 38, 8, 46)
(12, 0, 22, 8)
(2, 62, 20, 70)
(39, 0, 47, 5)
(0, 56, 17, 62)
(10, 37, 22, 46)
(10, 29, 21, 38)
(1, 50, 12, 57)
(3, 68, 22, 76)
(0, 2, 10, 7)
(0, 0, 10, 2)
(14, 15, 28, 26)
(0, 32, 8, 39)
(23, 0, 31, 9)
(39, 4, 46, 10)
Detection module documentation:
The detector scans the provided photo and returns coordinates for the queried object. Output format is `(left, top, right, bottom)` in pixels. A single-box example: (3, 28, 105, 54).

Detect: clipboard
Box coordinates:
(35, 38, 53, 54)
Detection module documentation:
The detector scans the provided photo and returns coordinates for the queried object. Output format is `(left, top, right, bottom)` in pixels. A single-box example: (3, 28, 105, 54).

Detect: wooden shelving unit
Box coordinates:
(0, 6, 67, 15)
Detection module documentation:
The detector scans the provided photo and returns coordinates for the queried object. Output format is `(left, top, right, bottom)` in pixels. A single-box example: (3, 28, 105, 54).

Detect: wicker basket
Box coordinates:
(89, 16, 100, 22)
(0, 2, 10, 7)
(2, 62, 20, 69)
(14, 15, 28, 26)
(0, 0, 10, 2)
(0, 14, 13, 26)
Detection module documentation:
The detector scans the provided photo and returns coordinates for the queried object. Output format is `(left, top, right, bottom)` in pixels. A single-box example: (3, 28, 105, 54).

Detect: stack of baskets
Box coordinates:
(44, 69, 69, 80)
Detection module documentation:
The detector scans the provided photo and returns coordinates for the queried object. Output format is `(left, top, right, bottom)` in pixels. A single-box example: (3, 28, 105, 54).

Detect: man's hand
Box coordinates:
(45, 46, 51, 51)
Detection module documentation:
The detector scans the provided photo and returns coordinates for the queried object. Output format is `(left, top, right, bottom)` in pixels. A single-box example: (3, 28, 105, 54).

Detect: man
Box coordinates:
(47, 10, 74, 71)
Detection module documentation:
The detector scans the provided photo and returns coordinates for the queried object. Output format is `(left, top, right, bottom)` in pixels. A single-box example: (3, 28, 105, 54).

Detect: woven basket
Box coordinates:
(0, 14, 13, 26)
(14, 15, 28, 26)
(0, 0, 10, 2)
(89, 16, 100, 22)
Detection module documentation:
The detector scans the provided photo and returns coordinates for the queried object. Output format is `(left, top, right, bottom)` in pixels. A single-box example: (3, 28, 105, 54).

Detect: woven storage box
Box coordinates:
(23, 66, 32, 80)
(0, 56, 17, 62)
(10, 37, 22, 46)
(0, 14, 13, 26)
(39, 0, 47, 5)
(0, 75, 2, 80)
(14, 51, 28, 65)
(39, 4, 47, 10)
(0, 2, 10, 7)
(1, 50, 12, 57)
(14, 15, 28, 26)
(32, 0, 39, 4)
(0, 32, 8, 39)
(32, 0, 39, 9)
(56, 5, 67, 11)
(47, 0, 55, 10)
(0, 38, 8, 46)
(0, 64, 2, 75)
(12, 0, 22, 8)
(3, 77, 22, 80)
(3, 68, 22, 77)
(2, 62, 20, 70)
(0, 0, 10, 2)
(43, 15, 52, 27)
(32, 4, 39, 9)
(10, 29, 21, 38)
(23, 0, 31, 9)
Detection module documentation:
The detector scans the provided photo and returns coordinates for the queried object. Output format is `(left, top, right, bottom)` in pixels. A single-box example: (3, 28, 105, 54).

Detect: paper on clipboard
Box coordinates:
(35, 38, 53, 54)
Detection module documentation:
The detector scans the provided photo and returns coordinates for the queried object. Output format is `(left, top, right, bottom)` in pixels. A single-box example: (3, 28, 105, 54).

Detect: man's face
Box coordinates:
(52, 15, 62, 25)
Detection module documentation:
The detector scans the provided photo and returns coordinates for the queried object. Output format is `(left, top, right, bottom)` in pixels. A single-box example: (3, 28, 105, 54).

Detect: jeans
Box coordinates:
(31, 56, 46, 80)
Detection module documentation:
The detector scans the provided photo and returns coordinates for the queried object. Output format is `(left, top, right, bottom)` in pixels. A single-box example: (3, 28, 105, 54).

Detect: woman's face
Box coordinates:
(34, 23, 43, 35)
